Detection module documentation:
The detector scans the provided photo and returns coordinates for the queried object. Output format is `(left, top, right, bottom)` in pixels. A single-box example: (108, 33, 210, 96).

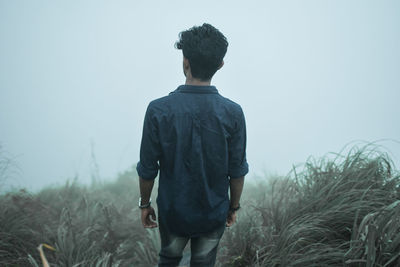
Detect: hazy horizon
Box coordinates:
(1, 0, 399, 192)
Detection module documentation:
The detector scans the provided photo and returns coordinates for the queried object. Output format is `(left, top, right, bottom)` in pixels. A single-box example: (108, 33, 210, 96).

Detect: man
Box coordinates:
(136, 23, 248, 267)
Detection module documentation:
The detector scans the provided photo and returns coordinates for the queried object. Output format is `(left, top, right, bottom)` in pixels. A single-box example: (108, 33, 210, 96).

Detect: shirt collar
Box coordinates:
(175, 84, 218, 94)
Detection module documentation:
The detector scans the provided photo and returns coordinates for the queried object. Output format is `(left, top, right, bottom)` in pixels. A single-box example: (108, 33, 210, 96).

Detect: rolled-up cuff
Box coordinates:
(228, 163, 249, 179)
(136, 161, 158, 180)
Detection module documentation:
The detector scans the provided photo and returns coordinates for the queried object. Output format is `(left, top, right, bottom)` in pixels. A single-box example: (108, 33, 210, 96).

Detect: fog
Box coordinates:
(1, 0, 399, 192)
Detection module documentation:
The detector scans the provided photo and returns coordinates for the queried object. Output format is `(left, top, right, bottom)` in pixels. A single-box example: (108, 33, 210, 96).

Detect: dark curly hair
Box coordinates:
(175, 23, 228, 81)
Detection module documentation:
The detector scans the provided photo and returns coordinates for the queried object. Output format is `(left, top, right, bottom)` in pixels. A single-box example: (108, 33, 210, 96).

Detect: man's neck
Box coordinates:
(185, 77, 211, 86)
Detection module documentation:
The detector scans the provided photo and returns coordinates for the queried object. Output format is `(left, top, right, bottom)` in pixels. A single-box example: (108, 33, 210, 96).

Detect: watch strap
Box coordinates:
(139, 197, 151, 209)
(229, 203, 241, 212)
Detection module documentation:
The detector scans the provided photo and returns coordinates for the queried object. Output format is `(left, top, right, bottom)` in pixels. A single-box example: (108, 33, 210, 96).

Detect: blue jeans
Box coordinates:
(158, 216, 225, 267)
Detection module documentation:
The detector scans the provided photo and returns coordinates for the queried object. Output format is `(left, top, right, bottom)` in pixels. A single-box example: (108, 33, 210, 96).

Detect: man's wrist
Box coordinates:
(229, 203, 240, 212)
(139, 197, 152, 209)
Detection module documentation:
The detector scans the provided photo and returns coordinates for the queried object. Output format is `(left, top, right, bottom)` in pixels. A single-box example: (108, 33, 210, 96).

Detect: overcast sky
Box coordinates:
(1, 0, 399, 192)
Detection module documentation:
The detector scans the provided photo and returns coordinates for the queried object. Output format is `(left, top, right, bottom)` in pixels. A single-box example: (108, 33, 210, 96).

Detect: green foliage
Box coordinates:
(0, 145, 399, 266)
(0, 166, 159, 266)
(219, 145, 400, 266)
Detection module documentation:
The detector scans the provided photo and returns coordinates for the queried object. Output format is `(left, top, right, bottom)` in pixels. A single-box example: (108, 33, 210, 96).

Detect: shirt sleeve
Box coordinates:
(136, 103, 161, 180)
(228, 106, 249, 179)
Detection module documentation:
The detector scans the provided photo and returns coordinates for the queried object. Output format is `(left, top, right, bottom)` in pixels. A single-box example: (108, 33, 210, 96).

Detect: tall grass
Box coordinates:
(219, 145, 400, 266)
(0, 166, 159, 266)
(0, 145, 399, 266)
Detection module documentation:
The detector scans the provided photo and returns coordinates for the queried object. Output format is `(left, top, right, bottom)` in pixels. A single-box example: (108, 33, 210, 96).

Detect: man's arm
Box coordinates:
(137, 104, 161, 228)
(139, 176, 157, 228)
(226, 106, 248, 227)
(139, 176, 155, 205)
(229, 176, 244, 209)
(226, 176, 244, 227)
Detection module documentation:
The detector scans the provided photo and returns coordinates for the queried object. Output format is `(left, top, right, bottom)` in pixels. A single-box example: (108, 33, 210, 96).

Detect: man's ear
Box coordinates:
(183, 57, 191, 77)
(218, 60, 224, 70)
(183, 57, 190, 70)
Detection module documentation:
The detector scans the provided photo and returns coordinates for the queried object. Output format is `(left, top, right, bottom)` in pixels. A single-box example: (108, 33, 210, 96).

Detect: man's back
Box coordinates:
(137, 84, 248, 236)
(136, 23, 248, 266)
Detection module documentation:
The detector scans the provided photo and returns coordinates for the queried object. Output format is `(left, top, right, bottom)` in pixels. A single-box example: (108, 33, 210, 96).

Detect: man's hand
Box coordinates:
(141, 206, 158, 228)
(226, 210, 237, 227)
(227, 176, 244, 228)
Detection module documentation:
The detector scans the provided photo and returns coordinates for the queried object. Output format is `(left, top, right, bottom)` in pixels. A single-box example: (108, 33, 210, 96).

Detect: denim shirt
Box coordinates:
(137, 84, 248, 237)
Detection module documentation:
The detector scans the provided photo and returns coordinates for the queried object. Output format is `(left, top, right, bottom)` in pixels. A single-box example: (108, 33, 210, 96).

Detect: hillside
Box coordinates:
(1, 145, 399, 266)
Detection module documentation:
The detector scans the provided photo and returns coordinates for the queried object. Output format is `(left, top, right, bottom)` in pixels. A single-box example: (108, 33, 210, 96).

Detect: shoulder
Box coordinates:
(217, 94, 245, 118)
(221, 96, 243, 110)
(148, 95, 170, 108)
(146, 91, 179, 116)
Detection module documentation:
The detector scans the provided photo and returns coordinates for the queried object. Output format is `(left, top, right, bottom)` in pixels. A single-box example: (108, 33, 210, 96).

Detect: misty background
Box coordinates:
(0, 0, 399, 192)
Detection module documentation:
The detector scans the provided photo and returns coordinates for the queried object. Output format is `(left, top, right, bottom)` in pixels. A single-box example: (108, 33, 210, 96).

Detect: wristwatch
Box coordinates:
(229, 203, 241, 213)
(138, 197, 151, 209)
